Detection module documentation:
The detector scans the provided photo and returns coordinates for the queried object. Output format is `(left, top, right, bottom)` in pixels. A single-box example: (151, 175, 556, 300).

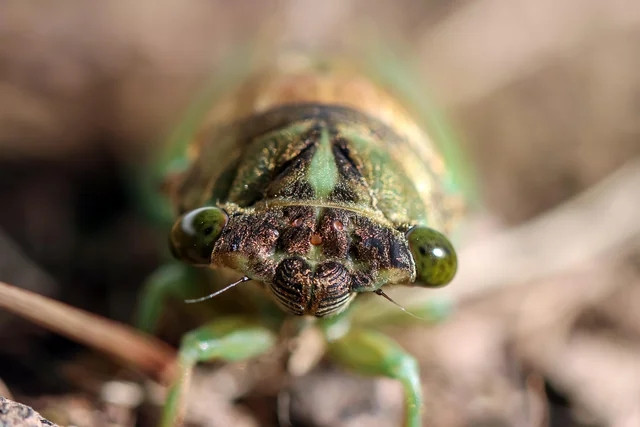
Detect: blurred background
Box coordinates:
(1, 1, 639, 426)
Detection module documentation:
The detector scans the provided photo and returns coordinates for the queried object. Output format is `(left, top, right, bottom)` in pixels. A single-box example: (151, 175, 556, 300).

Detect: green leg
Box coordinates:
(327, 329, 422, 427)
(136, 263, 199, 333)
(162, 317, 276, 427)
(351, 297, 453, 327)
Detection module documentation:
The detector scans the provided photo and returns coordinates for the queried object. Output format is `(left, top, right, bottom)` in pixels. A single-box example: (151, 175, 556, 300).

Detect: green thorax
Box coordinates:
(175, 104, 444, 226)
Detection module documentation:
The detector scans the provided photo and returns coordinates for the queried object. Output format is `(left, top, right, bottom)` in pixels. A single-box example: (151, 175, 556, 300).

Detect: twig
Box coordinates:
(0, 229, 57, 296)
(0, 281, 176, 384)
(419, 0, 640, 106)
(448, 159, 640, 302)
(384, 160, 640, 310)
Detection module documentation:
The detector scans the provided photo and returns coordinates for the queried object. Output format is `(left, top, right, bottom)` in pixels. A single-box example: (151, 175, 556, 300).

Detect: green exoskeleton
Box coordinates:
(139, 54, 466, 426)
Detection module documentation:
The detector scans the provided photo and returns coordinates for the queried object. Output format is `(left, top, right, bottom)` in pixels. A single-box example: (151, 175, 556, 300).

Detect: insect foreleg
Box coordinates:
(327, 329, 422, 427)
(136, 262, 199, 333)
(162, 317, 276, 426)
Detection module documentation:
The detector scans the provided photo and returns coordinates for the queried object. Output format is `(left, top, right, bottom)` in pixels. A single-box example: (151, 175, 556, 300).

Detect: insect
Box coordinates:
(0, 52, 467, 427)
(136, 53, 467, 426)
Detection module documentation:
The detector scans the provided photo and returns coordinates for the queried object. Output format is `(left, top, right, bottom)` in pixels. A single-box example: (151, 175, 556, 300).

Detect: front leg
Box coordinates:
(163, 317, 277, 427)
(136, 262, 200, 333)
(327, 328, 422, 427)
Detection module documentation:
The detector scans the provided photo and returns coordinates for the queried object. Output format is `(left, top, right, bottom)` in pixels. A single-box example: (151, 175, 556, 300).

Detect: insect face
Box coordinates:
(174, 204, 415, 317)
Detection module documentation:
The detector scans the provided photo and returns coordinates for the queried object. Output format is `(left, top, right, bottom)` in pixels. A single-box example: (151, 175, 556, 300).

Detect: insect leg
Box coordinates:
(162, 317, 276, 427)
(327, 329, 422, 427)
(136, 263, 199, 333)
(351, 297, 453, 327)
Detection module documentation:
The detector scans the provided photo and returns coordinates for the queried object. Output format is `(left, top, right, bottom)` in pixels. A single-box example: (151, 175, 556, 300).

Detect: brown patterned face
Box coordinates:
(208, 205, 413, 317)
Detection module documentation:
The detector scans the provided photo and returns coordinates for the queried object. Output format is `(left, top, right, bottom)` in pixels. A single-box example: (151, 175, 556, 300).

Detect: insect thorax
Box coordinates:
(170, 67, 459, 317)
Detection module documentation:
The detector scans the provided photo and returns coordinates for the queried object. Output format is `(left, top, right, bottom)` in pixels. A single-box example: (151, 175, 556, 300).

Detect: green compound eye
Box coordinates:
(170, 207, 228, 265)
(407, 226, 457, 287)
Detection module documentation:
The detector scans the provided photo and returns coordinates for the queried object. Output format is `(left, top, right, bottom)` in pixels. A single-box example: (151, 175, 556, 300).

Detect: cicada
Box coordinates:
(137, 53, 467, 426)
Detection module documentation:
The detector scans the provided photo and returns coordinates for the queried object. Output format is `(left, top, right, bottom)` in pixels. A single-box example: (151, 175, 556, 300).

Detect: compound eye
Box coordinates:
(407, 226, 457, 287)
(170, 207, 228, 265)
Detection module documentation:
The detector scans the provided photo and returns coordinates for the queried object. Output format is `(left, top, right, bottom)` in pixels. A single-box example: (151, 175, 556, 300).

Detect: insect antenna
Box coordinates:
(374, 289, 427, 320)
(184, 276, 251, 304)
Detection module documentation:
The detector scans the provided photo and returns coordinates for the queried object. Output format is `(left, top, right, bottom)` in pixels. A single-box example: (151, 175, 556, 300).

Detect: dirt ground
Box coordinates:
(1, 1, 640, 426)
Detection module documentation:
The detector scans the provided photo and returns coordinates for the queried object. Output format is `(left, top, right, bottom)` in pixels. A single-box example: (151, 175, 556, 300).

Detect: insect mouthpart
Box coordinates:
(270, 257, 355, 317)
